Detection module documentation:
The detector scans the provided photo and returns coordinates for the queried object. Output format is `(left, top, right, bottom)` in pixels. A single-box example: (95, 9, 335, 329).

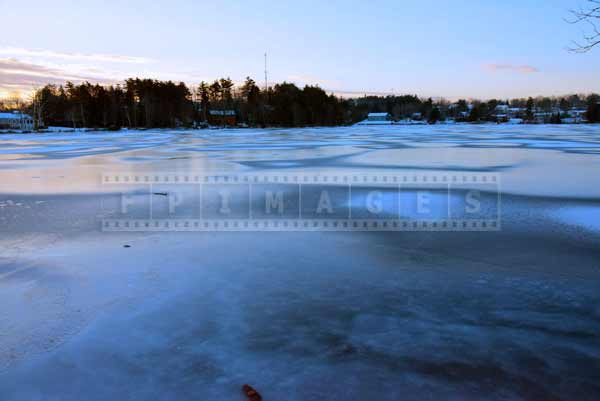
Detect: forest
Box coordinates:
(2, 77, 599, 128)
(19, 78, 352, 129)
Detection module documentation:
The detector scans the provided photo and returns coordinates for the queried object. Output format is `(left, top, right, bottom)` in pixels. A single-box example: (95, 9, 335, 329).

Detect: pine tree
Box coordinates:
(468, 105, 481, 122)
(241, 77, 260, 125)
(197, 82, 210, 122)
(586, 95, 600, 123)
(428, 107, 441, 124)
(525, 97, 535, 122)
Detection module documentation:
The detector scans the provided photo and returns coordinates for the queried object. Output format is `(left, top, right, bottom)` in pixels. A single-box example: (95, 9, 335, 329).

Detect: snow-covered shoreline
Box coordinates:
(2, 120, 599, 135)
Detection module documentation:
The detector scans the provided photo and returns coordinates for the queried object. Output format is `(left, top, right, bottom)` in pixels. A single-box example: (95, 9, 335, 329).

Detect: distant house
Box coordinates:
(567, 108, 587, 123)
(493, 105, 511, 122)
(208, 110, 236, 126)
(355, 112, 393, 126)
(494, 114, 509, 123)
(495, 105, 509, 114)
(367, 112, 391, 122)
(534, 112, 552, 124)
(508, 107, 522, 117)
(0, 111, 34, 130)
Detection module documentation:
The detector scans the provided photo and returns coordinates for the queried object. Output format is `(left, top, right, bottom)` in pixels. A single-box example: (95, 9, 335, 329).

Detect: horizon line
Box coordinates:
(1, 79, 599, 103)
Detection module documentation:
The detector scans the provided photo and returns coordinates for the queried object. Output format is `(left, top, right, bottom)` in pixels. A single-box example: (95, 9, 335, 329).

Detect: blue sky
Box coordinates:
(1, 0, 599, 99)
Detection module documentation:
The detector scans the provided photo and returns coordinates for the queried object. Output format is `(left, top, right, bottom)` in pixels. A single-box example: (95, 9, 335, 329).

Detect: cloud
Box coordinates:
(0, 58, 215, 99)
(0, 58, 115, 97)
(0, 46, 155, 64)
(483, 63, 539, 74)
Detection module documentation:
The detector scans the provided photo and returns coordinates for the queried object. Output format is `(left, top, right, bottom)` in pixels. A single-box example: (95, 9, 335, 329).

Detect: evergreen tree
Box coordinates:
(421, 98, 433, 120)
(587, 96, 600, 123)
(198, 81, 210, 122)
(219, 78, 234, 108)
(208, 80, 222, 104)
(468, 105, 481, 122)
(428, 107, 441, 124)
(241, 77, 261, 125)
(525, 97, 535, 122)
(559, 98, 571, 113)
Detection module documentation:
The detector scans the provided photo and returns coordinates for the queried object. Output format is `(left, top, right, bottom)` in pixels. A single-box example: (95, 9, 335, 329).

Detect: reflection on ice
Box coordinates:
(554, 204, 600, 232)
(1, 124, 599, 197)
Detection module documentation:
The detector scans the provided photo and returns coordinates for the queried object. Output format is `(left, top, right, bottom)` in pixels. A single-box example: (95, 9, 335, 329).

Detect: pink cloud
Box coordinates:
(0, 46, 154, 64)
(483, 63, 540, 74)
(0, 58, 116, 97)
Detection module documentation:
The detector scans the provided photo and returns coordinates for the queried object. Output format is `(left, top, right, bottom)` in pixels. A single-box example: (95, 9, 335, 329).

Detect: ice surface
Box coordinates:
(1, 125, 600, 401)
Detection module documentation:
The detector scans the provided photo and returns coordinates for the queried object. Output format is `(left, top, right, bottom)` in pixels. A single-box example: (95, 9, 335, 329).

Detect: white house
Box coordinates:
(366, 112, 391, 122)
(0, 112, 34, 130)
(355, 112, 393, 125)
(495, 104, 509, 114)
(567, 109, 588, 123)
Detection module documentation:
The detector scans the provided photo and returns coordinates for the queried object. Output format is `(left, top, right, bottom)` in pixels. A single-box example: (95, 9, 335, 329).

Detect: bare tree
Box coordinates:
(567, 0, 600, 52)
(7, 92, 23, 110)
(30, 88, 45, 129)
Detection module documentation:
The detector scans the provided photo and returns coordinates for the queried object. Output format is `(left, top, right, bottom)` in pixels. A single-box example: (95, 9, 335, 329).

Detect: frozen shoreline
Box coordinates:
(1, 121, 599, 135)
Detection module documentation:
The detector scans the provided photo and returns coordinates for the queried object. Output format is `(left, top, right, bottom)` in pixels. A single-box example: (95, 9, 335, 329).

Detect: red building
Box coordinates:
(208, 110, 237, 126)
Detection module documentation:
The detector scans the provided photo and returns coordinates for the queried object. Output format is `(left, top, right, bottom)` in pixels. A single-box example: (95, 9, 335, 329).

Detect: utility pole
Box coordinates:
(264, 52, 268, 94)
(263, 52, 270, 127)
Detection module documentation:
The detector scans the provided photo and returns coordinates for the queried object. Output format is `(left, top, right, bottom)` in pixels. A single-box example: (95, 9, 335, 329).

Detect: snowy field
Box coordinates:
(1, 125, 600, 401)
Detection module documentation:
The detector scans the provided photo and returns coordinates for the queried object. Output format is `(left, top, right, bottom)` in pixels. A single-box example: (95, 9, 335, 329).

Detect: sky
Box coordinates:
(1, 0, 600, 100)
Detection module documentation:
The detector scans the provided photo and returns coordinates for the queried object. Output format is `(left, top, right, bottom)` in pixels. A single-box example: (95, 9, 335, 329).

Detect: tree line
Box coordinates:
(22, 77, 353, 129)
(2, 78, 599, 128)
(350, 94, 600, 123)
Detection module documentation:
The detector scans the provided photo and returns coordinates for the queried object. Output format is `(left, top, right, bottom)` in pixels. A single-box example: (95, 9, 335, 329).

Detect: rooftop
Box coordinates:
(209, 110, 236, 116)
(0, 112, 32, 119)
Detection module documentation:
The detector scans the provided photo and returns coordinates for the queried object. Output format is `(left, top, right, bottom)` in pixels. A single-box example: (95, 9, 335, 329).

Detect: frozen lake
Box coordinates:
(1, 125, 599, 400)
